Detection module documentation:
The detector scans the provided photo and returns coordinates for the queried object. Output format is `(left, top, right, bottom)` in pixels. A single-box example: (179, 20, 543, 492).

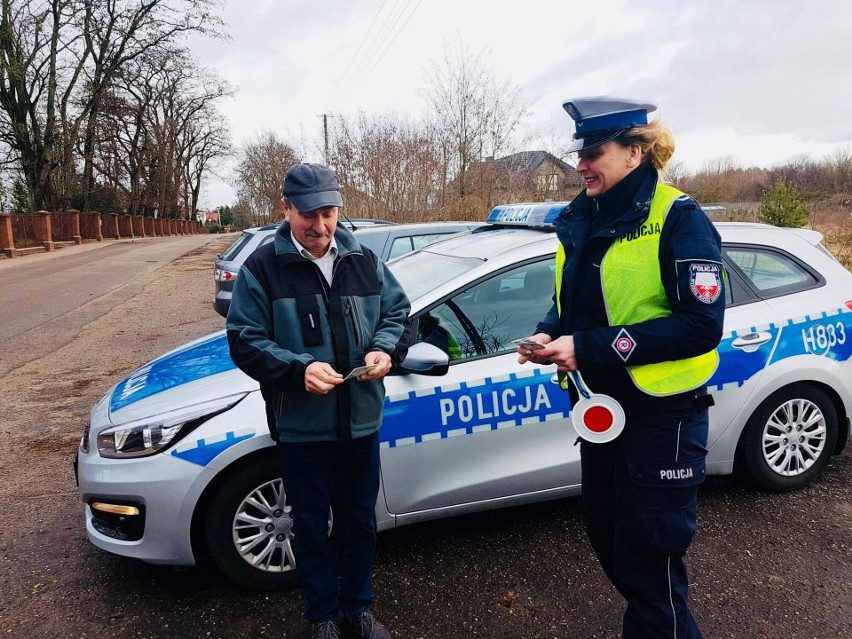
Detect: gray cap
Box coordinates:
(281, 163, 344, 213)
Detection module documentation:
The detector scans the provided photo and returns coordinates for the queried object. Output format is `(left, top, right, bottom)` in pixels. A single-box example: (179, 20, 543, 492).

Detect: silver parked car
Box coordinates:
(78, 202, 852, 590)
(213, 220, 481, 317)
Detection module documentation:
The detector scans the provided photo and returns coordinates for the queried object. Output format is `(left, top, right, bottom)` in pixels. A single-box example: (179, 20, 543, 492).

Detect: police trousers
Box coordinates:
(278, 431, 381, 623)
(580, 405, 708, 639)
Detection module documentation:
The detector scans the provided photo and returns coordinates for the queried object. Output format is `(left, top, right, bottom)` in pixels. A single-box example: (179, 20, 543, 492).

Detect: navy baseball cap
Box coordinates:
(282, 163, 344, 213)
(562, 97, 658, 152)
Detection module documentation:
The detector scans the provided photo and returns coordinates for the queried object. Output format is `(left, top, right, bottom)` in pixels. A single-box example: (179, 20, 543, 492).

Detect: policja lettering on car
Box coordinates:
(439, 383, 552, 426)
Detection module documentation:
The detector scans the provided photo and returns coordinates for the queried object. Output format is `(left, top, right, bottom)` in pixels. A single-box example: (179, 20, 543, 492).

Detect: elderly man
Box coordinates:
(227, 163, 410, 639)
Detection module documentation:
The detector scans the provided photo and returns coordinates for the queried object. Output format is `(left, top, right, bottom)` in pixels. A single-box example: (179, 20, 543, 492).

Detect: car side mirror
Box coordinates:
(396, 342, 450, 376)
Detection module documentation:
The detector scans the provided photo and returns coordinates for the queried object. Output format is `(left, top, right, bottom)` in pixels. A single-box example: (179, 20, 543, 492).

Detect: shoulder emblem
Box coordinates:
(689, 262, 722, 304)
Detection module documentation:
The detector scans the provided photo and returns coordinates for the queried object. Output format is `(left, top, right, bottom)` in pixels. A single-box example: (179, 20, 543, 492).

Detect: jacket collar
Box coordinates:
(556, 164, 659, 249)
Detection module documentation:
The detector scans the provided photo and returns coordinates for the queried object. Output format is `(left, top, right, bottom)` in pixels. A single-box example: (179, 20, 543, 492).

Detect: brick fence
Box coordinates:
(0, 211, 203, 258)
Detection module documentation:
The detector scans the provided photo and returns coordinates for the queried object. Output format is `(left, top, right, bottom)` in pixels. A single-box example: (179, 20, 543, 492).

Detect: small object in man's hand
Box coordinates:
(344, 363, 380, 380)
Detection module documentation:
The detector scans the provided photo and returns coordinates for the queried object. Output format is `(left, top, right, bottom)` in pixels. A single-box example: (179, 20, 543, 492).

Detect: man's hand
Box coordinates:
(304, 361, 344, 394)
(359, 350, 392, 381)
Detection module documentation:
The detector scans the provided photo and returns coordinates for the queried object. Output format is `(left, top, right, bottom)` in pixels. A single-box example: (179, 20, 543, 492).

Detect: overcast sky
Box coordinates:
(189, 0, 852, 208)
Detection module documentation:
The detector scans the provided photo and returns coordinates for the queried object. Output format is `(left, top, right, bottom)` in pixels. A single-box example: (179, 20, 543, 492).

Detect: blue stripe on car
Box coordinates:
(771, 310, 852, 364)
(109, 309, 850, 426)
(708, 326, 779, 390)
(171, 429, 255, 467)
(381, 369, 567, 448)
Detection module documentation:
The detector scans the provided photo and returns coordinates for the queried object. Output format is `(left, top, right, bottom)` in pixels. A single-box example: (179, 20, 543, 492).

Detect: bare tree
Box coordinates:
(830, 143, 852, 194)
(0, 0, 87, 211)
(662, 159, 689, 188)
(0, 0, 223, 212)
(77, 0, 224, 212)
(422, 38, 529, 203)
(329, 111, 442, 221)
(91, 47, 231, 218)
(234, 131, 300, 226)
(181, 116, 231, 220)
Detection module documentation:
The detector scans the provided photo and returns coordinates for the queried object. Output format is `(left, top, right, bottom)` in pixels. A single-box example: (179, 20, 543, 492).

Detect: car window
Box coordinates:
(388, 236, 415, 260)
(219, 232, 254, 261)
(415, 260, 555, 362)
(723, 245, 821, 298)
(719, 260, 757, 308)
(388, 232, 466, 260)
(354, 231, 389, 257)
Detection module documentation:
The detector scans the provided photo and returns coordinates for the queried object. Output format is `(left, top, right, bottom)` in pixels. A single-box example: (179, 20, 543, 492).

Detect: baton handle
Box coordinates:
(569, 370, 592, 400)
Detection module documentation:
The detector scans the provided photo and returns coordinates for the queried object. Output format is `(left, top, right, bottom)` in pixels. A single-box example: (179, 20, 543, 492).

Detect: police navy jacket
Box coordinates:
(536, 163, 725, 415)
(226, 221, 411, 443)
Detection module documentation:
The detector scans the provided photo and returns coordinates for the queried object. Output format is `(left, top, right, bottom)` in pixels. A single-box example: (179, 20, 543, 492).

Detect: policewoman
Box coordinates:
(520, 97, 724, 638)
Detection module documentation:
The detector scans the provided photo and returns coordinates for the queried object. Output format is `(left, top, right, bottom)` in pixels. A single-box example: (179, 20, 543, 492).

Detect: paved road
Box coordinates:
(0, 235, 217, 377)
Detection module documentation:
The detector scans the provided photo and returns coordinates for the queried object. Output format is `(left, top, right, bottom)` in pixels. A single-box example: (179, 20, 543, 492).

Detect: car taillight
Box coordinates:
(215, 268, 238, 282)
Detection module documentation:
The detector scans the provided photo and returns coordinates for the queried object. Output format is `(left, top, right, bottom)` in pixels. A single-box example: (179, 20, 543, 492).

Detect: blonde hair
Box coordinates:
(616, 120, 675, 171)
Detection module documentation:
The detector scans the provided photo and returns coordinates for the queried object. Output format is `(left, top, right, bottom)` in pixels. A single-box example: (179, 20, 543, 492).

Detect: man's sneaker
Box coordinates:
(342, 611, 393, 639)
(310, 621, 341, 639)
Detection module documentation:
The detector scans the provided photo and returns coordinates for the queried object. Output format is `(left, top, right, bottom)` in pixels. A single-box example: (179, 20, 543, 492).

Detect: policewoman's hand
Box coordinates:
(304, 361, 344, 394)
(534, 335, 578, 372)
(517, 332, 553, 365)
(359, 351, 392, 381)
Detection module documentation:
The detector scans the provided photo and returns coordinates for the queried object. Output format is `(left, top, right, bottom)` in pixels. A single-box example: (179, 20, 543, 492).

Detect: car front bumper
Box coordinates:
(77, 444, 213, 566)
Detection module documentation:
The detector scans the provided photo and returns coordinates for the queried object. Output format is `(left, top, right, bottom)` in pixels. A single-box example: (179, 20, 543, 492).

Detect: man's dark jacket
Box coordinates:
(226, 221, 411, 442)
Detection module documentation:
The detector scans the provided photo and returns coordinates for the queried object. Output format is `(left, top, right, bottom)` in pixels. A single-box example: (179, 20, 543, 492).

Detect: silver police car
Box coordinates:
(77, 203, 852, 590)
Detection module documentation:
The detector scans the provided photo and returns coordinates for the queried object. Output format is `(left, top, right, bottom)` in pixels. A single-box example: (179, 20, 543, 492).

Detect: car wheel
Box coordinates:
(203, 455, 308, 590)
(738, 384, 838, 492)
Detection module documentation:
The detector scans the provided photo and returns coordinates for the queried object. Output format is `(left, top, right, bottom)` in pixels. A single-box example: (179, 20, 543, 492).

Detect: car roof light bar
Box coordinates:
(486, 202, 570, 227)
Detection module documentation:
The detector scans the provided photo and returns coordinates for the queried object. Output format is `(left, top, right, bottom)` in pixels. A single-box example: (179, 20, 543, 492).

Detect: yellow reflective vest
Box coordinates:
(555, 183, 719, 396)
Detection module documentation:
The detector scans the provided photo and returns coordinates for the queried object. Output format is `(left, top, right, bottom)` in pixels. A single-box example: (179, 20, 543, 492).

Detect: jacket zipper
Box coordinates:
(346, 296, 364, 349)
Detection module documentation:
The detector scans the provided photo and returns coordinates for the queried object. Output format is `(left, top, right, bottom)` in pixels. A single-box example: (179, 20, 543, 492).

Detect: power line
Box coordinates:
(332, 1, 386, 95)
(356, 0, 423, 89)
(333, 0, 410, 104)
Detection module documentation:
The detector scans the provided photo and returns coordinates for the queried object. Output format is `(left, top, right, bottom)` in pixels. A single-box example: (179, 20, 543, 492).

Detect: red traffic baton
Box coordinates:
(568, 370, 625, 443)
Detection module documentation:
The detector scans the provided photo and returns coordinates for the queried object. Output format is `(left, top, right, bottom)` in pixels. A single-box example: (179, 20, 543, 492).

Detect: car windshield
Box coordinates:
(389, 250, 483, 301)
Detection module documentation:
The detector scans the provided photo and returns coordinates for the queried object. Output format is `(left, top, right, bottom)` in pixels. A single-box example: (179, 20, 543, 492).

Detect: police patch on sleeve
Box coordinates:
(611, 327, 636, 362)
(689, 263, 722, 304)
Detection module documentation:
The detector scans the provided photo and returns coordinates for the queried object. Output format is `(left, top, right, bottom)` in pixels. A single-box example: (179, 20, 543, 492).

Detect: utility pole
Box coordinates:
(319, 113, 333, 164)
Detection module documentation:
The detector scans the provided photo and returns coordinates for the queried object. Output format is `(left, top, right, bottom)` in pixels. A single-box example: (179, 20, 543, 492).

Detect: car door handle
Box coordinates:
(731, 332, 773, 353)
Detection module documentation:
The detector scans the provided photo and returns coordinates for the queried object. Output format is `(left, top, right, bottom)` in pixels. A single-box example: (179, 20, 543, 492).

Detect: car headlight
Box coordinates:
(97, 393, 248, 459)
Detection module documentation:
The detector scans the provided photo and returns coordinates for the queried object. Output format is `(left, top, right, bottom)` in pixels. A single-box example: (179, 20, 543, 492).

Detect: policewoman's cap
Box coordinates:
(563, 96, 658, 152)
(282, 163, 344, 213)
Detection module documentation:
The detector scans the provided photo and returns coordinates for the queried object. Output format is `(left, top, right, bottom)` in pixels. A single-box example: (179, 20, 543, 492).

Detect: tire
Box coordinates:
(203, 455, 302, 591)
(738, 384, 838, 492)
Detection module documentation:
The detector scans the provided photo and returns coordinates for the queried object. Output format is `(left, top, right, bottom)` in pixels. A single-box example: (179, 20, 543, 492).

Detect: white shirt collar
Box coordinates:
(289, 232, 338, 260)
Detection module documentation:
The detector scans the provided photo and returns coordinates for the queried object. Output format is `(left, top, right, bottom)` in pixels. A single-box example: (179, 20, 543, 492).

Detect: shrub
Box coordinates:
(758, 179, 809, 227)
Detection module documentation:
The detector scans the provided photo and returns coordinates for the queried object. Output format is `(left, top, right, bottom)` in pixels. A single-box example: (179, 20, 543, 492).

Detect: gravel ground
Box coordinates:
(0, 236, 850, 639)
